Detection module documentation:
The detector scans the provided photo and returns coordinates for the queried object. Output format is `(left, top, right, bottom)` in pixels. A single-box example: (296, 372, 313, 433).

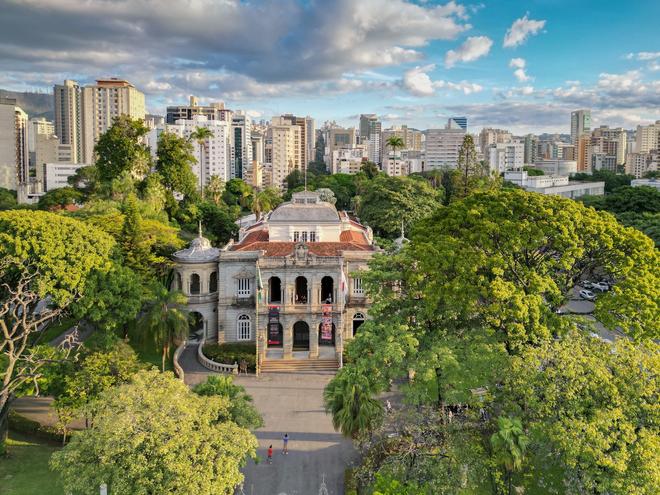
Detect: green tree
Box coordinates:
(189, 127, 214, 196)
(0, 187, 18, 210)
(324, 365, 383, 439)
(456, 134, 486, 198)
(0, 211, 115, 452)
(95, 115, 151, 183)
(193, 375, 264, 429)
(360, 161, 380, 179)
(572, 170, 633, 193)
(308, 160, 329, 175)
(502, 332, 659, 494)
(50, 370, 258, 495)
(133, 286, 189, 371)
(385, 135, 405, 175)
(490, 416, 529, 495)
(250, 187, 283, 221)
(67, 165, 100, 199)
(285, 169, 306, 190)
(356, 174, 442, 238)
(205, 174, 225, 206)
(197, 201, 240, 245)
(155, 131, 199, 199)
(222, 178, 253, 209)
(37, 187, 83, 210)
(119, 193, 153, 276)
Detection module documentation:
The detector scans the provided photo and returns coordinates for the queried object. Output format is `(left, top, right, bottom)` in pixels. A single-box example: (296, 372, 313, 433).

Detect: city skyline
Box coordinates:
(0, 0, 659, 134)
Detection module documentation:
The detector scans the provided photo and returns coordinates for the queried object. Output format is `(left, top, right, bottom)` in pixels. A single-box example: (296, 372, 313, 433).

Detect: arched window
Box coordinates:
(209, 271, 218, 293)
(190, 273, 201, 295)
(174, 272, 182, 291)
(269, 276, 282, 303)
(237, 314, 251, 341)
(295, 276, 308, 304)
(352, 312, 366, 336)
(321, 276, 334, 303)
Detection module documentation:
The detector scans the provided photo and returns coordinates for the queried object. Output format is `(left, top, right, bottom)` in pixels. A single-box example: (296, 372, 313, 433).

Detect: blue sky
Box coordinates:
(0, 0, 658, 134)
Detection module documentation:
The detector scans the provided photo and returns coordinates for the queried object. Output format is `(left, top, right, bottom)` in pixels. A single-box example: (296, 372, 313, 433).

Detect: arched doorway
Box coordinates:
(321, 276, 334, 303)
(318, 322, 336, 346)
(293, 321, 310, 350)
(295, 276, 308, 304)
(268, 323, 283, 347)
(352, 312, 365, 336)
(189, 311, 204, 340)
(269, 276, 282, 303)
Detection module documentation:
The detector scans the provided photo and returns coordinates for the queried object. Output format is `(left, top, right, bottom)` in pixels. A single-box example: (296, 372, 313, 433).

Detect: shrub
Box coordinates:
(9, 410, 66, 444)
(203, 342, 256, 372)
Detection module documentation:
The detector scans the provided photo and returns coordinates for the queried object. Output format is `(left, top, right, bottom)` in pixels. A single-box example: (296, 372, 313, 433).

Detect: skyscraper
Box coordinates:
(570, 109, 591, 144)
(424, 127, 466, 170)
(269, 118, 302, 189)
(54, 79, 83, 163)
(277, 114, 314, 170)
(359, 114, 382, 164)
(0, 98, 29, 191)
(447, 116, 468, 130)
(232, 112, 252, 179)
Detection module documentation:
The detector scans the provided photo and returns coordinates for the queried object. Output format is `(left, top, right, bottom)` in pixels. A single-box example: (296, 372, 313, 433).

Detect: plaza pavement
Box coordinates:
(180, 344, 357, 495)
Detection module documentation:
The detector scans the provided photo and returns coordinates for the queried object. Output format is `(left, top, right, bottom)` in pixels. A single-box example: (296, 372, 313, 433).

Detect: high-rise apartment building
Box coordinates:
(269, 118, 302, 189)
(626, 151, 659, 178)
(232, 112, 252, 180)
(0, 99, 29, 190)
(81, 78, 145, 164)
(635, 121, 660, 153)
(424, 126, 466, 170)
(381, 125, 423, 161)
(576, 134, 592, 172)
(479, 128, 512, 162)
(359, 114, 382, 164)
(324, 127, 357, 166)
(487, 141, 524, 173)
(524, 134, 538, 165)
(28, 118, 54, 155)
(166, 96, 232, 125)
(359, 114, 377, 141)
(592, 126, 627, 165)
(167, 115, 233, 188)
(277, 114, 314, 169)
(54, 80, 84, 163)
(570, 109, 591, 144)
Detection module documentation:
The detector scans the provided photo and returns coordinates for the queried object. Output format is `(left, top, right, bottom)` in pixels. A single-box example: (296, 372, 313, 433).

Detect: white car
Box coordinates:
(591, 282, 609, 292)
(579, 289, 596, 301)
(582, 281, 595, 289)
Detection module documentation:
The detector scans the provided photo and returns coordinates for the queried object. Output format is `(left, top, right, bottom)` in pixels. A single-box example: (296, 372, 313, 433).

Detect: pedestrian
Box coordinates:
(267, 445, 273, 464)
(386, 400, 392, 414)
(282, 433, 289, 454)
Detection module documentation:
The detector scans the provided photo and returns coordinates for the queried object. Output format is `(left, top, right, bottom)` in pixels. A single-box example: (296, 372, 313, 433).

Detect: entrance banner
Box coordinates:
(321, 304, 333, 341)
(268, 305, 281, 345)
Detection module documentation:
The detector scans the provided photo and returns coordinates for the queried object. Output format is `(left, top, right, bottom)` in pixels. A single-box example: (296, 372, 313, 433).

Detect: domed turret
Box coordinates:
(173, 224, 219, 263)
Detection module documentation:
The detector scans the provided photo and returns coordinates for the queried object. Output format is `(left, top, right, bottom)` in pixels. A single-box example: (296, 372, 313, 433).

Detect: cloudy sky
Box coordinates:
(0, 0, 658, 134)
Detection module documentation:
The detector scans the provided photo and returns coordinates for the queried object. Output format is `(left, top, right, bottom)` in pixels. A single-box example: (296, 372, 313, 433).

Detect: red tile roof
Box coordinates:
(231, 241, 374, 257)
(240, 229, 269, 244)
(339, 230, 368, 244)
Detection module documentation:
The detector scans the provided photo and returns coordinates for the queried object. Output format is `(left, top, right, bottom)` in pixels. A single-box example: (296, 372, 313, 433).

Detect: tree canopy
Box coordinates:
(94, 115, 151, 183)
(50, 370, 258, 495)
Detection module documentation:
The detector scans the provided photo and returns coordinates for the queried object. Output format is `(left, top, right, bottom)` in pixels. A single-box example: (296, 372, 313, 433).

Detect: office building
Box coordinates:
(0, 98, 29, 191)
(28, 118, 54, 155)
(487, 141, 524, 173)
(447, 116, 468, 130)
(45, 162, 86, 191)
(359, 114, 382, 164)
(232, 112, 252, 179)
(324, 127, 357, 166)
(424, 127, 466, 169)
(571, 109, 591, 144)
(166, 96, 232, 124)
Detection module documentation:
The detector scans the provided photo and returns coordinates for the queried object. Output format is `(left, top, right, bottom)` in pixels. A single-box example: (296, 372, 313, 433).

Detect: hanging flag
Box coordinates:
(256, 262, 263, 303)
(341, 266, 348, 303)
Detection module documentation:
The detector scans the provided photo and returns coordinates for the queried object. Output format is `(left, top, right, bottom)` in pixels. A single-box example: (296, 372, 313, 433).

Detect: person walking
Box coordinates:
(267, 445, 273, 464)
(282, 433, 289, 454)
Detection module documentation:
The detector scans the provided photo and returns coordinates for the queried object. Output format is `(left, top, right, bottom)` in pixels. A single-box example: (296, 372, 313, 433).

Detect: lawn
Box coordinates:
(0, 431, 64, 495)
(128, 340, 174, 371)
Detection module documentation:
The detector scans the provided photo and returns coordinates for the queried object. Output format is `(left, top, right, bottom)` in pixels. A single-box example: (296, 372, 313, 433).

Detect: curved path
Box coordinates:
(178, 350, 357, 494)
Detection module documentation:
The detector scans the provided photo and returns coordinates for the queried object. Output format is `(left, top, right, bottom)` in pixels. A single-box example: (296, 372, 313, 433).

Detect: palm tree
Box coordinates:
(386, 135, 405, 175)
(206, 175, 224, 206)
(490, 416, 529, 495)
(189, 127, 214, 197)
(134, 285, 189, 372)
(324, 367, 382, 439)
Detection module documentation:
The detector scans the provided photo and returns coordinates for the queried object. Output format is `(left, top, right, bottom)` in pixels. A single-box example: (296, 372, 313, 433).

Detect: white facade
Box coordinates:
(168, 115, 234, 186)
(534, 159, 577, 176)
(487, 141, 524, 173)
(0, 100, 28, 191)
(28, 118, 54, 153)
(505, 171, 604, 198)
(631, 178, 660, 190)
(331, 145, 367, 174)
(269, 120, 301, 189)
(424, 128, 466, 169)
(44, 163, 86, 191)
(626, 151, 659, 178)
(635, 121, 660, 153)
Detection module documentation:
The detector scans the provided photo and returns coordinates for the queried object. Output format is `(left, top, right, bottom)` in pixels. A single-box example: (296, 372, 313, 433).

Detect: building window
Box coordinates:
(237, 315, 251, 341)
(301, 231, 308, 242)
(353, 278, 364, 295)
(352, 312, 366, 336)
(293, 231, 300, 242)
(209, 272, 218, 293)
(237, 278, 251, 297)
(190, 273, 201, 295)
(309, 231, 317, 242)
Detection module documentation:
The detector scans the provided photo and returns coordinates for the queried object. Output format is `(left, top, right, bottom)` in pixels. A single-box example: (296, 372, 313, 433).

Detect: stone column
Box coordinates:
(283, 320, 293, 359)
(309, 318, 319, 359)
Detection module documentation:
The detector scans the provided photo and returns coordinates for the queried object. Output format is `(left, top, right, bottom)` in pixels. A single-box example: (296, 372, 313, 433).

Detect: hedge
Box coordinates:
(8, 410, 67, 444)
(203, 342, 257, 372)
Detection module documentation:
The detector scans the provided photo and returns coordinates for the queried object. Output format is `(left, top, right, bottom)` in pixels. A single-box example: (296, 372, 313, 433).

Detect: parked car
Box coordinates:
(582, 281, 595, 289)
(591, 282, 609, 292)
(579, 289, 596, 301)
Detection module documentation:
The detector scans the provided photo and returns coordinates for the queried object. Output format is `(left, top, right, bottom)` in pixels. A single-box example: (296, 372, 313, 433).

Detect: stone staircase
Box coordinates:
(260, 358, 339, 373)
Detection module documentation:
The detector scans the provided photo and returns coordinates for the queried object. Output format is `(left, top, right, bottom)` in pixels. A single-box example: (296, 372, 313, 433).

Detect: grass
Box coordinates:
(127, 340, 173, 371)
(0, 431, 64, 495)
(31, 316, 77, 346)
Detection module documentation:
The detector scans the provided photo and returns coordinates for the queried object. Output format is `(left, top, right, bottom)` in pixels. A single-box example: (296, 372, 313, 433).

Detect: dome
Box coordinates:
(173, 234, 219, 263)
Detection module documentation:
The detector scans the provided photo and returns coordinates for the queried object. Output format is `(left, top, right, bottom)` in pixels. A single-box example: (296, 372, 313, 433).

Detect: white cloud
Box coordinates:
(503, 14, 546, 48)
(444, 36, 493, 68)
(508, 58, 531, 82)
(626, 51, 660, 61)
(402, 64, 436, 96)
(401, 64, 483, 96)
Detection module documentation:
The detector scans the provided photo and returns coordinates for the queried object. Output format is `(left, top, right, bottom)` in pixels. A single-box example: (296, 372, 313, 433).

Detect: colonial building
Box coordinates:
(173, 191, 377, 366)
